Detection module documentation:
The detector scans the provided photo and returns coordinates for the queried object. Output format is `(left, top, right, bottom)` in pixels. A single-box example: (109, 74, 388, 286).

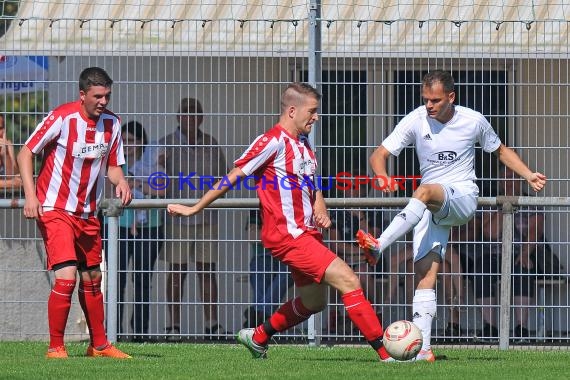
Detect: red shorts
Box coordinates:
(270, 230, 337, 287)
(37, 210, 103, 270)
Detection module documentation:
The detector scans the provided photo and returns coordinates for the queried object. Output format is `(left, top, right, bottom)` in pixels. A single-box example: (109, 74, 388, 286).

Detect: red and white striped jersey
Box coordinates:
(234, 124, 318, 248)
(25, 101, 125, 217)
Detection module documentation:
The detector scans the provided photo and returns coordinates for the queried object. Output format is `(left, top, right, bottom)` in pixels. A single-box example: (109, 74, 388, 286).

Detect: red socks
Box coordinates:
(78, 278, 108, 348)
(48, 279, 76, 349)
(253, 297, 313, 346)
(251, 290, 389, 360)
(342, 289, 389, 359)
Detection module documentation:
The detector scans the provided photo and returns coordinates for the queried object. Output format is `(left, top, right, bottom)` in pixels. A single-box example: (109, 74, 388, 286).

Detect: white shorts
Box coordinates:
(413, 181, 478, 261)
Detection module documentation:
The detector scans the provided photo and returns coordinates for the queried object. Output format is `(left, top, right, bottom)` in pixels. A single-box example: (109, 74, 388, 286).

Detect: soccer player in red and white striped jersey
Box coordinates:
(167, 82, 391, 361)
(18, 67, 132, 359)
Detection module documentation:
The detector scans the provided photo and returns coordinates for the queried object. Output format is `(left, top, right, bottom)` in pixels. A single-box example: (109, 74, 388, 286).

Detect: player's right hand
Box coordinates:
(167, 203, 198, 217)
(23, 197, 43, 220)
(376, 175, 399, 193)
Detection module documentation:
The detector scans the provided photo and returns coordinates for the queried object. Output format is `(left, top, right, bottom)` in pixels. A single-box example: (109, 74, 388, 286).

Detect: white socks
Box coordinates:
(378, 198, 426, 252)
(412, 289, 437, 351)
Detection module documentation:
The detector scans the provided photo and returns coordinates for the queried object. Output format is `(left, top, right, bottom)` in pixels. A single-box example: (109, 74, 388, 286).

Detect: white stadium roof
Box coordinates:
(2, 1, 570, 57)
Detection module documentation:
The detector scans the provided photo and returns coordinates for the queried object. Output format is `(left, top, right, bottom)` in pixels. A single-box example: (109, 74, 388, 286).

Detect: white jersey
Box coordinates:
(382, 105, 501, 184)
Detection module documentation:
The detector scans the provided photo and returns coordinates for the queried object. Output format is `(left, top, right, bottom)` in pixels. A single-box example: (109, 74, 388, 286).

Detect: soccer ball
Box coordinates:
(383, 320, 423, 361)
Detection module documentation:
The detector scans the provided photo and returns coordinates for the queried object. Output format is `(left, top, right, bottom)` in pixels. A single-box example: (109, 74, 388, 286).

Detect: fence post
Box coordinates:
(100, 198, 123, 343)
(498, 198, 514, 350)
(307, 0, 322, 348)
(307, 0, 321, 151)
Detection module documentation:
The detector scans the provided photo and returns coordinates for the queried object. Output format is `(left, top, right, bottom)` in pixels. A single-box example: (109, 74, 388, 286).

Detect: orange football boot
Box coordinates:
(46, 345, 68, 359)
(86, 343, 132, 359)
(355, 229, 381, 265)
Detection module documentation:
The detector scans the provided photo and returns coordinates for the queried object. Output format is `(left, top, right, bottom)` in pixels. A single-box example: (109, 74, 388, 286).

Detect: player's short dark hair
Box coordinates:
(281, 82, 322, 113)
(79, 67, 113, 92)
(422, 70, 455, 93)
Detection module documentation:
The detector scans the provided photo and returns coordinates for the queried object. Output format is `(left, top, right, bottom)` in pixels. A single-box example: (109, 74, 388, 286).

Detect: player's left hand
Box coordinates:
(115, 179, 132, 205)
(527, 172, 547, 193)
(313, 211, 331, 229)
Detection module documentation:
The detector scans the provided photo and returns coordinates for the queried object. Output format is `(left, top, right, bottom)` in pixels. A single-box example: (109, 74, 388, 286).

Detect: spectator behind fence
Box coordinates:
(105, 121, 166, 341)
(167, 82, 394, 362)
(327, 183, 382, 333)
(17, 67, 132, 359)
(243, 210, 292, 328)
(473, 166, 548, 340)
(382, 233, 466, 341)
(356, 70, 546, 361)
(158, 97, 228, 339)
(0, 114, 22, 193)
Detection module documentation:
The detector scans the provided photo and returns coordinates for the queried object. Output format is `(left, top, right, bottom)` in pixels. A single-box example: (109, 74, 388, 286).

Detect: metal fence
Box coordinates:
(1, 1, 570, 349)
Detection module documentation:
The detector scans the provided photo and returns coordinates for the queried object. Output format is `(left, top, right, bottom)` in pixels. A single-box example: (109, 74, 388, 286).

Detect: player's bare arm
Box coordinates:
(369, 145, 399, 193)
(167, 166, 247, 217)
(17, 145, 43, 219)
(108, 165, 132, 205)
(494, 144, 547, 192)
(313, 190, 331, 228)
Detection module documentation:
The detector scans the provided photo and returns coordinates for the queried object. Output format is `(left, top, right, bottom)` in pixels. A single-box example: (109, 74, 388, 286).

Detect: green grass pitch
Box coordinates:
(2, 342, 570, 379)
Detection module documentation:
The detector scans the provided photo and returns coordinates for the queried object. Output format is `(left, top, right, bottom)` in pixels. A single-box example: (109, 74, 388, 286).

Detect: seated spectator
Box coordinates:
(243, 210, 292, 328)
(449, 217, 481, 278)
(381, 234, 413, 307)
(383, 229, 467, 339)
(327, 184, 381, 333)
(473, 166, 544, 340)
(0, 114, 22, 193)
(442, 217, 481, 338)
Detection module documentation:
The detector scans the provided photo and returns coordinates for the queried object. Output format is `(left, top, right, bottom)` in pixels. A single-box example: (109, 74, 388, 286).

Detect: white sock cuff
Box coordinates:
(413, 288, 436, 302)
(407, 198, 427, 219)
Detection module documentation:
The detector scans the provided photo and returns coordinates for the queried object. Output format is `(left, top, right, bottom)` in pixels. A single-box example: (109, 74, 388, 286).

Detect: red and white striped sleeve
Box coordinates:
(25, 110, 63, 154)
(234, 132, 279, 176)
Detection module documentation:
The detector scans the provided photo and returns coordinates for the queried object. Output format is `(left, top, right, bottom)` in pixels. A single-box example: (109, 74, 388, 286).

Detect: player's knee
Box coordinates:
(412, 184, 436, 204)
(412, 185, 429, 200)
(325, 258, 363, 292)
(416, 274, 437, 289)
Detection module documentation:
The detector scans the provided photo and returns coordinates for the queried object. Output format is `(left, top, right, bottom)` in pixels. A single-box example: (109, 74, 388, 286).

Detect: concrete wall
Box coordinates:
(0, 220, 89, 341)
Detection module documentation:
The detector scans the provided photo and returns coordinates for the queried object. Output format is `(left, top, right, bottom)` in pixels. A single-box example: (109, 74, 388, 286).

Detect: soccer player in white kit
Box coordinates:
(357, 70, 547, 362)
